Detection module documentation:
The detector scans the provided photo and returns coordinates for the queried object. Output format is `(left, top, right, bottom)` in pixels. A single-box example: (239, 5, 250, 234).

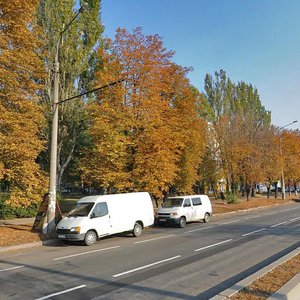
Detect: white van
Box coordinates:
(157, 195, 212, 228)
(56, 192, 154, 246)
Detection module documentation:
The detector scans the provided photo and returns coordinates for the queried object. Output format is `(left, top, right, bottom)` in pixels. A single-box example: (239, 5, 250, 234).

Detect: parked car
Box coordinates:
(156, 195, 212, 228)
(56, 192, 154, 246)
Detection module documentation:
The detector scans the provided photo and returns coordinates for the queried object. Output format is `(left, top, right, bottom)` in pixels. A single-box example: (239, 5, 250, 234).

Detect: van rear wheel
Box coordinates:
(84, 230, 97, 246)
(133, 222, 143, 237)
(203, 213, 210, 223)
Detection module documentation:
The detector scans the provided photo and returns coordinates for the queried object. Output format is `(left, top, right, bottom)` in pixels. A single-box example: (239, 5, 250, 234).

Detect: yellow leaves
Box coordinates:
(80, 28, 208, 197)
(0, 0, 47, 207)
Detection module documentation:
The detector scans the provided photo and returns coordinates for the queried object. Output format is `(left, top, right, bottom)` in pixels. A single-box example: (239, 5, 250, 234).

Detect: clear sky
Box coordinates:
(101, 0, 300, 129)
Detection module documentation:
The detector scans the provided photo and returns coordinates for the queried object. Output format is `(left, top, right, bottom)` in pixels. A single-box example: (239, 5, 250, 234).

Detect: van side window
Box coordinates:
(183, 198, 191, 207)
(192, 197, 202, 206)
(92, 202, 108, 217)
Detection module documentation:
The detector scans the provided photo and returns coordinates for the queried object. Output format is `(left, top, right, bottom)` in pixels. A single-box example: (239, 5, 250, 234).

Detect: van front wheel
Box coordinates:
(179, 217, 186, 228)
(84, 230, 97, 246)
(133, 222, 143, 237)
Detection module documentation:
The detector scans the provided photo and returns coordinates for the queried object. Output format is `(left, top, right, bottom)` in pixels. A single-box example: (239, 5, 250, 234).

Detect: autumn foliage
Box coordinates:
(1, 3, 300, 216)
(0, 0, 47, 207)
(80, 28, 207, 197)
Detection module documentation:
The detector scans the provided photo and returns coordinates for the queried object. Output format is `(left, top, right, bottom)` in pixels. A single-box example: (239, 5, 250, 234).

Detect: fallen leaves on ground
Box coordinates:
(0, 225, 42, 247)
(230, 253, 300, 300)
(212, 197, 293, 215)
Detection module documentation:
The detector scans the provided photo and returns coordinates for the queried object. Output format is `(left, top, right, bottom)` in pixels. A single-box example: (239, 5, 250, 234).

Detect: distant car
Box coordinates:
(156, 195, 212, 228)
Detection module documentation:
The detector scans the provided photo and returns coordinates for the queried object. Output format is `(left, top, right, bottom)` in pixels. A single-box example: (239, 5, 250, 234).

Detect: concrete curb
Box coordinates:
(0, 239, 59, 253)
(268, 272, 300, 300)
(210, 247, 300, 299)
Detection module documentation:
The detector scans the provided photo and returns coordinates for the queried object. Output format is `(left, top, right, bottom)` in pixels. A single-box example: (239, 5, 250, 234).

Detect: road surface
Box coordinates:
(0, 202, 299, 299)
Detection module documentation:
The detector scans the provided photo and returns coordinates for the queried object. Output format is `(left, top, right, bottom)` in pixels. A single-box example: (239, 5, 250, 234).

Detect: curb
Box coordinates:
(268, 272, 300, 300)
(0, 239, 59, 253)
(210, 248, 300, 299)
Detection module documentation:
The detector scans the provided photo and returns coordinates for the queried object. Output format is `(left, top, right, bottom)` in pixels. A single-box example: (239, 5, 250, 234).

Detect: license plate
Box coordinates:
(159, 218, 166, 222)
(58, 234, 66, 238)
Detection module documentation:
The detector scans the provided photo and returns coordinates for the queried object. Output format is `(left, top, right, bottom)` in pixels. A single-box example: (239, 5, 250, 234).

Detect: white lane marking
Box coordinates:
(0, 265, 24, 272)
(219, 219, 240, 225)
(281, 208, 292, 212)
(242, 228, 266, 236)
(271, 221, 288, 228)
(53, 246, 120, 261)
(184, 226, 214, 234)
(263, 211, 279, 216)
(113, 255, 181, 278)
(289, 217, 300, 222)
(34, 285, 86, 300)
(194, 239, 233, 252)
(134, 235, 175, 244)
(245, 215, 261, 220)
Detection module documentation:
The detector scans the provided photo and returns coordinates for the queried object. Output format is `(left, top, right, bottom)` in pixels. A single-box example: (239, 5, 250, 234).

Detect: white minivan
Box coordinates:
(157, 195, 212, 228)
(56, 192, 154, 246)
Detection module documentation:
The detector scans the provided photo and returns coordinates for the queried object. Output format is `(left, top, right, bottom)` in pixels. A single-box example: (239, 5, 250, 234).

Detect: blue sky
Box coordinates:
(101, 0, 300, 129)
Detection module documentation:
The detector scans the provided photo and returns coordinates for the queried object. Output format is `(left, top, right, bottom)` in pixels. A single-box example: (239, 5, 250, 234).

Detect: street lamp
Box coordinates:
(279, 120, 298, 200)
(45, 2, 88, 235)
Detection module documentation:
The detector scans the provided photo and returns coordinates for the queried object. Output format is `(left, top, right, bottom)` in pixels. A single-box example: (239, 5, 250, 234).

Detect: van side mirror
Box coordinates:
(90, 212, 96, 219)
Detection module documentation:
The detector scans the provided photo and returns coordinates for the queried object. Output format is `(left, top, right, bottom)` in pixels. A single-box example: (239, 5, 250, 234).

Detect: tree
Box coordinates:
(81, 28, 207, 197)
(37, 0, 104, 188)
(0, 0, 47, 206)
(204, 70, 271, 198)
(173, 86, 207, 194)
(80, 44, 132, 191)
(279, 129, 300, 193)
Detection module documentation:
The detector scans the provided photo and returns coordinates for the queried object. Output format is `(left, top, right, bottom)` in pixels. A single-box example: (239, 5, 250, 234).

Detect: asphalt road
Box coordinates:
(0, 202, 299, 300)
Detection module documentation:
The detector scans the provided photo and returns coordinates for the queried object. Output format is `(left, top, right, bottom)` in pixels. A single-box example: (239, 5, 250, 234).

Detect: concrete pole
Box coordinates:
(279, 137, 285, 200)
(279, 120, 298, 201)
(45, 42, 60, 235)
(44, 3, 89, 235)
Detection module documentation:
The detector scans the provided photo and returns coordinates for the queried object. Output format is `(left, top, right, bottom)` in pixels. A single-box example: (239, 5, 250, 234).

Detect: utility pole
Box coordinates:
(45, 2, 88, 235)
(279, 120, 298, 200)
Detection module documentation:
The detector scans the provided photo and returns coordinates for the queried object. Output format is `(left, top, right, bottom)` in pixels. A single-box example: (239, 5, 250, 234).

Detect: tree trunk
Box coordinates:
(246, 183, 251, 201)
(274, 182, 278, 199)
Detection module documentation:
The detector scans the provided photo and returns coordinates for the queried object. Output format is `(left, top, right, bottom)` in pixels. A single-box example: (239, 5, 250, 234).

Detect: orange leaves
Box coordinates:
(280, 130, 300, 181)
(0, 0, 47, 207)
(80, 28, 207, 196)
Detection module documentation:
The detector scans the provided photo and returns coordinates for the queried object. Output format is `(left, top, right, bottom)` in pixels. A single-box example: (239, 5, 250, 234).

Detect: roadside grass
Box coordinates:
(230, 253, 300, 300)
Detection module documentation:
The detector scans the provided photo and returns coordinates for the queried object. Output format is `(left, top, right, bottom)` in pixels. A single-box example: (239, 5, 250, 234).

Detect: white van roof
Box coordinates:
(167, 195, 208, 198)
(77, 192, 150, 204)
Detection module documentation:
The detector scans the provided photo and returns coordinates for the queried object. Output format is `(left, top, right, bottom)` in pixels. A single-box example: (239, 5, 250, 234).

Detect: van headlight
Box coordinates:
(70, 226, 81, 234)
(170, 212, 178, 217)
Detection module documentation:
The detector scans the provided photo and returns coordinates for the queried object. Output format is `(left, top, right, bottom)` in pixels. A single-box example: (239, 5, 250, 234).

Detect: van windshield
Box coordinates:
(67, 202, 94, 217)
(163, 198, 183, 208)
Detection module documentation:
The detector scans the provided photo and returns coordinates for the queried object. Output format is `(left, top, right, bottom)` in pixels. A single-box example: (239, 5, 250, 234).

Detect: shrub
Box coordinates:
(0, 193, 38, 219)
(226, 191, 240, 204)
